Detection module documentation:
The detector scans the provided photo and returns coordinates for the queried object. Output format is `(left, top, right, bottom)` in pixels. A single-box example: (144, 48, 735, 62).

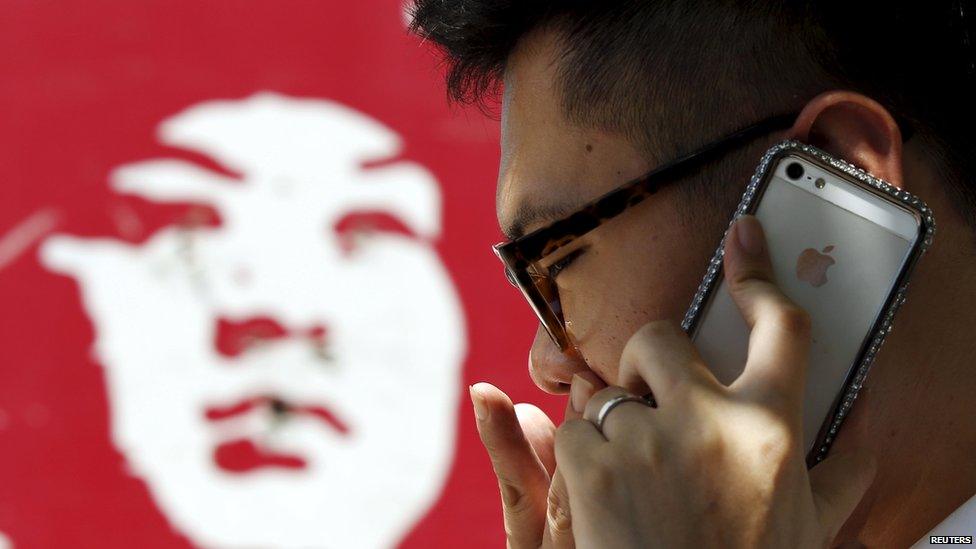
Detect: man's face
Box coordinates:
(496, 30, 729, 391)
(39, 93, 466, 548)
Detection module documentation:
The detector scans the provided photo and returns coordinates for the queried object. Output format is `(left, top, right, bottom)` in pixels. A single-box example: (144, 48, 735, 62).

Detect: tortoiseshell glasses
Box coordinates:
(492, 112, 798, 352)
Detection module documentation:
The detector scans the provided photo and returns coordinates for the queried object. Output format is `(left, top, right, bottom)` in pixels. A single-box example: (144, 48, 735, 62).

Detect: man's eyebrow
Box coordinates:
(504, 199, 584, 240)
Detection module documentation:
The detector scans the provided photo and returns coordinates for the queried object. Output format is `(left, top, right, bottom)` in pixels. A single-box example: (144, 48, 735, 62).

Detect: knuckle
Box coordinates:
(665, 372, 694, 399)
(763, 422, 804, 462)
(583, 386, 627, 420)
(634, 431, 662, 467)
(698, 425, 726, 463)
(476, 422, 512, 456)
(728, 265, 769, 287)
(553, 422, 574, 448)
(620, 334, 646, 370)
(555, 417, 587, 440)
(482, 442, 521, 474)
(758, 428, 793, 463)
(642, 319, 682, 338)
(593, 386, 627, 400)
(619, 321, 688, 390)
(553, 420, 589, 467)
(749, 417, 800, 487)
(498, 480, 531, 514)
(625, 321, 678, 356)
(771, 303, 812, 337)
(478, 433, 503, 457)
(765, 444, 799, 497)
(545, 491, 572, 536)
(580, 460, 615, 493)
(622, 323, 655, 361)
(674, 422, 725, 474)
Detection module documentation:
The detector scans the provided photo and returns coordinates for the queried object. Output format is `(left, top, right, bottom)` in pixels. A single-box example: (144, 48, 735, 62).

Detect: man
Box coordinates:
(410, 2, 975, 547)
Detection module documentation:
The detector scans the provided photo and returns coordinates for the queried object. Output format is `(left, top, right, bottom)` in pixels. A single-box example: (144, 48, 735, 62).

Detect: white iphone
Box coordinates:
(682, 141, 935, 467)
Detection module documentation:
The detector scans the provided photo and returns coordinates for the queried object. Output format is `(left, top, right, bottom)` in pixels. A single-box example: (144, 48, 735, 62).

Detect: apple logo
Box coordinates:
(796, 245, 836, 287)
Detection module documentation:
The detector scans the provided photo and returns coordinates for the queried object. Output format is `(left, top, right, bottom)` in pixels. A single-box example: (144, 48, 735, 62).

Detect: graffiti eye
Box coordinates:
(332, 210, 418, 255)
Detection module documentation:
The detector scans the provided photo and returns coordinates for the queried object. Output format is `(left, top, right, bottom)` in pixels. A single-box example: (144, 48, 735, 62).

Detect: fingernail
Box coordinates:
(570, 374, 593, 413)
(469, 384, 488, 421)
(735, 215, 765, 255)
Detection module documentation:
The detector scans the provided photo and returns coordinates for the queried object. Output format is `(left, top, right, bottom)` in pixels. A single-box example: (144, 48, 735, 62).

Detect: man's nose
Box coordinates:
(528, 324, 591, 394)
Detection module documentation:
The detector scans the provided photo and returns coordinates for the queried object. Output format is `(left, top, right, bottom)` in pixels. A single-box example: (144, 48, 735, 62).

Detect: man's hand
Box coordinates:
(554, 216, 878, 548)
(469, 370, 605, 548)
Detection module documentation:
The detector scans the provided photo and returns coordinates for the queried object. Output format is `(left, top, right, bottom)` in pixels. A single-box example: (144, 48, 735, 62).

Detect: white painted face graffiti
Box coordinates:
(41, 93, 466, 548)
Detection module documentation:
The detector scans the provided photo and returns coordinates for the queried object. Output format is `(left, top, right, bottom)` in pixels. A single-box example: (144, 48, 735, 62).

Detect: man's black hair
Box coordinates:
(409, 1, 976, 229)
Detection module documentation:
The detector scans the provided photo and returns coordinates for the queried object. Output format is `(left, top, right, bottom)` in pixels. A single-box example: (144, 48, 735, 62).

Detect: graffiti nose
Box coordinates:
(214, 316, 328, 358)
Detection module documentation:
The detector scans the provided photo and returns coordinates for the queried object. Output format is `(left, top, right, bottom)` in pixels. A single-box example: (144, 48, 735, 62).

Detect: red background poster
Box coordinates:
(0, 1, 562, 547)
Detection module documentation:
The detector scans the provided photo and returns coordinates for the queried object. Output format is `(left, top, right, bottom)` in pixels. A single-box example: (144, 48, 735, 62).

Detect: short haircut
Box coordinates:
(409, 1, 976, 229)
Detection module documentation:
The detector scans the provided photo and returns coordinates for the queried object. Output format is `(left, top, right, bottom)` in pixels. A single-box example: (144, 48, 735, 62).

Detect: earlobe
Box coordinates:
(788, 90, 905, 188)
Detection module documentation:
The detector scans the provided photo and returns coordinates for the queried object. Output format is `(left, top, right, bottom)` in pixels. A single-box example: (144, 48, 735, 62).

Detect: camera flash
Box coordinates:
(815, 177, 826, 189)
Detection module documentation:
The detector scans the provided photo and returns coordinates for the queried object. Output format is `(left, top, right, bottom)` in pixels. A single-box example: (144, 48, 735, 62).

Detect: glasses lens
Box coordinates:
(526, 263, 568, 349)
(527, 267, 560, 317)
(504, 267, 518, 288)
(494, 245, 570, 351)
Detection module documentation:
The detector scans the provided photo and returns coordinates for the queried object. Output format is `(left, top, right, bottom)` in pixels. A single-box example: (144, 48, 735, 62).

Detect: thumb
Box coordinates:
(809, 447, 878, 542)
(725, 215, 812, 419)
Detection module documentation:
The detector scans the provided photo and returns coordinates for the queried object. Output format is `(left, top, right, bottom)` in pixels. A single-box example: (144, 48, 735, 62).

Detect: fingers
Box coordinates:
(515, 403, 557, 477)
(539, 371, 605, 549)
(551, 419, 607, 548)
(618, 320, 715, 406)
(581, 386, 656, 442)
(809, 448, 878, 544)
(469, 383, 549, 548)
(566, 370, 606, 421)
(471, 375, 606, 549)
(541, 469, 575, 549)
(724, 215, 812, 413)
(553, 419, 605, 476)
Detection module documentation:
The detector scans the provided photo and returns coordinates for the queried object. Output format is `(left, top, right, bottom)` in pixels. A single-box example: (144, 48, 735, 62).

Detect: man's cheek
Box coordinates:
(572, 311, 633, 384)
(574, 289, 690, 385)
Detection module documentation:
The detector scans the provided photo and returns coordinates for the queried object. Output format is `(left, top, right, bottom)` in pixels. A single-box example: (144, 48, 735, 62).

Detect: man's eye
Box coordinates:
(547, 247, 586, 279)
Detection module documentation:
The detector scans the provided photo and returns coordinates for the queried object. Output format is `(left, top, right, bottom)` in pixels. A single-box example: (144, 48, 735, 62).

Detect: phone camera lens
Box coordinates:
(786, 162, 804, 180)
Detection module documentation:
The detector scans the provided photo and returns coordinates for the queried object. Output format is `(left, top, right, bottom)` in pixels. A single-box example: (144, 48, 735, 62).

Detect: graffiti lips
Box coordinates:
(205, 396, 350, 472)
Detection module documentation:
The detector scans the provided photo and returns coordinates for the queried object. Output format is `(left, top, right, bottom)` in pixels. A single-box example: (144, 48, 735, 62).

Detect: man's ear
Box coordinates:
(788, 90, 905, 189)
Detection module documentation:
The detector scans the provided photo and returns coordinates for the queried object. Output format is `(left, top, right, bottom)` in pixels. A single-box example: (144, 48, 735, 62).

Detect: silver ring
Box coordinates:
(595, 394, 655, 433)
